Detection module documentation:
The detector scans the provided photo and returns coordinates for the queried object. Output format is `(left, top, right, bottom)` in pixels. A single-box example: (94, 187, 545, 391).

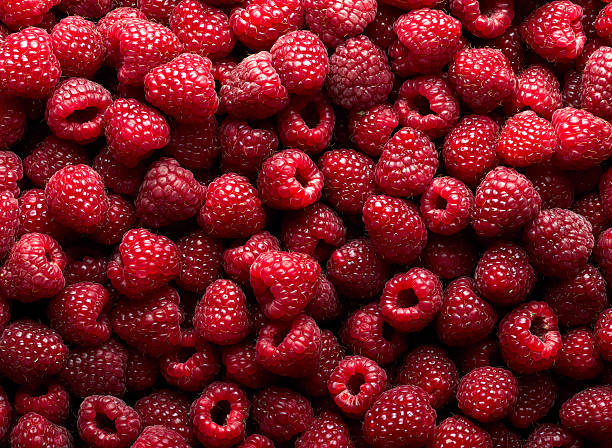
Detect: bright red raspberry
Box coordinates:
(17, 189, 64, 240)
(97, 8, 145, 60)
(10, 413, 72, 448)
(14, 383, 69, 425)
(238, 435, 274, 448)
(57, 0, 111, 17)
(0, 191, 17, 258)
(505, 64, 563, 119)
(525, 164, 574, 209)
(496, 111, 557, 167)
(0, 27, 60, 98)
(555, 327, 603, 380)
(581, 46, 612, 121)
(299, 329, 344, 397)
(349, 103, 398, 157)
(92, 147, 144, 196)
(560, 386, 612, 442)
(139, 0, 180, 24)
(23, 136, 88, 188)
(0, 0, 59, 29)
(0, 232, 66, 302)
(89, 194, 136, 246)
(135, 390, 193, 443)
(450, 0, 513, 38)
(50, 16, 104, 78)
(520, 0, 586, 62)
(508, 372, 557, 429)
(597, 3, 612, 43)
(431, 416, 492, 448)
(0, 152, 22, 197)
(572, 192, 611, 237)
(221, 342, 274, 390)
(0, 95, 25, 149)
(77, 395, 141, 448)
(326, 36, 393, 110)
(340, 303, 407, 365)
(222, 231, 279, 286)
(132, 426, 189, 448)
(475, 242, 536, 307)
(175, 230, 222, 294)
(103, 98, 170, 167)
(595, 308, 612, 362)
(525, 424, 581, 448)
(159, 341, 220, 392)
(252, 387, 313, 443)
(420, 177, 474, 235)
(295, 412, 352, 448)
(498, 301, 562, 373)
(363, 385, 436, 448)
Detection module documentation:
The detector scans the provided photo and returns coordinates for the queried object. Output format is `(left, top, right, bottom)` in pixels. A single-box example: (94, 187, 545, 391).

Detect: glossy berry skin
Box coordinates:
(525, 423, 582, 448)
(17, 190, 65, 241)
(222, 231, 279, 286)
(300, 329, 344, 397)
(560, 386, 612, 442)
(0, 150, 23, 197)
(90, 194, 137, 246)
(420, 176, 474, 236)
(596, 228, 612, 285)
(50, 16, 105, 78)
(555, 327, 603, 380)
(496, 111, 557, 167)
(581, 46, 612, 121)
(507, 64, 562, 120)
(135, 390, 193, 443)
(10, 412, 73, 448)
(597, 3, 612, 43)
(252, 387, 313, 443)
(175, 230, 222, 294)
(167, 118, 220, 171)
(222, 342, 274, 391)
(0, 0, 59, 29)
(295, 411, 352, 448)
(23, 136, 88, 188)
(14, 383, 70, 425)
(430, 415, 492, 448)
(572, 192, 610, 237)
(0, 191, 18, 258)
(363, 385, 436, 448)
(238, 435, 274, 448)
(0, 95, 26, 150)
(77, 395, 141, 448)
(450, 0, 513, 38)
(132, 426, 189, 448)
(159, 342, 220, 392)
(349, 103, 398, 157)
(508, 372, 557, 429)
(92, 147, 144, 196)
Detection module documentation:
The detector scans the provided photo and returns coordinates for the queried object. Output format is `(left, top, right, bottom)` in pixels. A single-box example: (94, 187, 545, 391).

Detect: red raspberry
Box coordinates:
(295, 411, 352, 448)
(319, 149, 376, 215)
(431, 416, 492, 448)
(560, 386, 612, 442)
(132, 426, 189, 448)
(0, 232, 66, 302)
(376, 127, 438, 197)
(597, 3, 612, 43)
(0, 95, 25, 149)
(508, 372, 557, 429)
(304, 279, 340, 322)
(238, 435, 274, 448)
(166, 119, 220, 171)
(0, 27, 60, 98)
(230, 0, 303, 50)
(50, 16, 104, 78)
(300, 329, 344, 397)
(525, 164, 574, 209)
(219, 51, 288, 119)
(472, 166, 541, 239)
(221, 342, 274, 390)
(176, 230, 222, 294)
(252, 387, 313, 443)
(450, 0, 514, 38)
(326, 36, 393, 110)
(423, 233, 478, 280)
(139, 0, 181, 24)
(601, 168, 612, 220)
(0, 0, 59, 29)
(485, 423, 522, 448)
(348, 103, 398, 157)
(103, 98, 170, 167)
(340, 303, 407, 365)
(420, 177, 474, 235)
(449, 48, 517, 113)
(363, 385, 436, 448)
(97, 8, 146, 60)
(57, 0, 111, 18)
(17, 189, 64, 240)
(125, 349, 158, 393)
(398, 345, 459, 409)
(135, 390, 193, 444)
(520, 0, 586, 62)
(562, 69, 583, 109)
(23, 136, 89, 188)
(10, 413, 72, 448)
(0, 385, 9, 442)
(555, 327, 603, 380)
(595, 308, 612, 362)
(0, 151, 21, 197)
(525, 424, 581, 448)
(190, 381, 249, 448)
(77, 395, 141, 448)
(364, 4, 400, 49)
(304, 0, 376, 48)
(436, 277, 497, 347)
(381, 0, 441, 6)
(107, 228, 180, 298)
(159, 341, 220, 391)
(572, 192, 611, 237)
(0, 191, 17, 258)
(475, 242, 536, 307)
(89, 194, 136, 246)
(92, 146, 144, 196)
(582, 46, 612, 121)
(496, 111, 557, 167)
(222, 231, 279, 286)
(498, 301, 562, 373)
(505, 64, 563, 120)
(63, 250, 108, 285)
(14, 383, 69, 425)
(59, 339, 127, 397)
(456, 338, 501, 374)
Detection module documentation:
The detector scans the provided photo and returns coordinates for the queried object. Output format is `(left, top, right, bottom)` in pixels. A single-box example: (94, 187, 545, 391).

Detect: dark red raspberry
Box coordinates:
(555, 327, 603, 379)
(601, 168, 612, 220)
(376, 127, 438, 197)
(449, 47, 518, 113)
(303, 0, 376, 48)
(363, 385, 436, 448)
(349, 103, 398, 157)
(430, 416, 492, 448)
(595, 308, 612, 362)
(582, 46, 612, 121)
(562, 69, 583, 108)
(520, 0, 586, 62)
(238, 435, 274, 448)
(166, 119, 220, 171)
(572, 192, 611, 237)
(508, 372, 557, 429)
(10, 413, 72, 448)
(92, 146, 144, 196)
(0, 385, 9, 442)
(300, 329, 344, 397)
(496, 111, 557, 167)
(221, 342, 274, 390)
(0, 0, 59, 29)
(57, 0, 111, 17)
(392, 8, 463, 76)
(498, 301, 562, 373)
(597, 3, 612, 43)
(326, 36, 393, 110)
(475, 242, 536, 307)
(560, 386, 612, 442)
(0, 95, 25, 149)
(505, 64, 563, 120)
(252, 387, 313, 443)
(398, 345, 459, 409)
(50, 16, 104, 78)
(222, 231, 279, 287)
(525, 164, 574, 209)
(472, 166, 541, 239)
(89, 194, 136, 246)
(0, 233, 66, 302)
(126, 351, 160, 391)
(17, 190, 64, 240)
(456, 338, 502, 374)
(0, 151, 22, 197)
(103, 98, 170, 167)
(107, 228, 180, 298)
(14, 383, 69, 425)
(303, 277, 341, 322)
(340, 303, 407, 365)
(525, 423, 582, 448)
(450, 0, 514, 38)
(23, 136, 88, 188)
(132, 426, 189, 448)
(420, 177, 474, 235)
(436, 277, 497, 347)
(364, 4, 400, 49)
(0, 27, 60, 98)
(169, 0, 234, 60)
(139, 0, 180, 24)
(0, 191, 17, 258)
(159, 341, 220, 391)
(77, 395, 141, 448)
(135, 390, 193, 444)
(485, 423, 522, 448)
(175, 230, 222, 294)
(63, 250, 108, 285)
(295, 411, 352, 448)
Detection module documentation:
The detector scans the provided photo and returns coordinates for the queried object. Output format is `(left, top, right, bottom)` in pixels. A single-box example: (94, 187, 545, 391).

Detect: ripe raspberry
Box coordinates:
(77, 395, 141, 448)
(423, 233, 478, 280)
(0, 191, 17, 258)
(159, 341, 220, 391)
(363, 385, 436, 448)
(0, 232, 66, 302)
(595, 308, 612, 362)
(175, 230, 222, 294)
(597, 3, 612, 43)
(450, 0, 514, 38)
(97, 8, 145, 59)
(103, 98, 170, 167)
(57, 0, 111, 18)
(525, 424, 581, 448)
(50, 16, 104, 78)
(63, 250, 108, 285)
(91, 147, 143, 196)
(430, 416, 492, 448)
(496, 111, 557, 167)
(555, 327, 603, 379)
(89, 194, 136, 246)
(252, 387, 313, 443)
(420, 177, 474, 235)
(505, 64, 563, 120)
(299, 329, 344, 397)
(0, 27, 60, 98)
(456, 338, 502, 374)
(295, 411, 352, 448)
(10, 413, 72, 448)
(132, 426, 189, 448)
(498, 301, 562, 373)
(222, 231, 279, 286)
(221, 342, 274, 390)
(135, 390, 193, 444)
(238, 435, 274, 448)
(520, 0, 586, 62)
(348, 103, 398, 157)
(0, 151, 21, 197)
(59, 339, 127, 397)
(319, 149, 376, 215)
(340, 303, 407, 365)
(508, 372, 557, 429)
(107, 228, 180, 298)
(449, 48, 517, 113)
(165, 124, 219, 174)
(0, 95, 25, 149)
(595, 228, 612, 287)
(572, 192, 611, 237)
(139, 0, 180, 24)
(125, 349, 158, 393)
(0, 0, 59, 29)
(17, 190, 64, 240)
(582, 46, 612, 121)
(475, 242, 536, 307)
(23, 136, 88, 188)
(364, 4, 400, 49)
(14, 383, 69, 425)
(376, 127, 438, 197)
(472, 166, 541, 238)
(326, 36, 393, 110)
(560, 386, 612, 442)
(562, 69, 583, 109)
(525, 164, 574, 209)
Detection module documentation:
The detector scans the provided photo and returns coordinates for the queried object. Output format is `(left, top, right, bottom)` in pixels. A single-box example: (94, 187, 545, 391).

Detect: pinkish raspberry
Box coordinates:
(50, 16, 105, 78)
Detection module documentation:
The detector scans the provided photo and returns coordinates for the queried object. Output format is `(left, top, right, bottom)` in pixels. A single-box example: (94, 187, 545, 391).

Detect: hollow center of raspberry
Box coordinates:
(272, 326, 291, 347)
(300, 101, 320, 128)
(67, 107, 100, 124)
(211, 400, 231, 426)
(397, 289, 419, 309)
(412, 96, 434, 116)
(530, 315, 548, 341)
(294, 171, 309, 189)
(434, 195, 448, 211)
(94, 413, 116, 434)
(347, 373, 366, 395)
(44, 251, 54, 264)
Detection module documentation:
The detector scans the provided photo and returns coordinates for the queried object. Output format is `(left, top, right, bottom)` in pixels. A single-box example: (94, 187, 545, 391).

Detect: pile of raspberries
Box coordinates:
(1, 0, 612, 446)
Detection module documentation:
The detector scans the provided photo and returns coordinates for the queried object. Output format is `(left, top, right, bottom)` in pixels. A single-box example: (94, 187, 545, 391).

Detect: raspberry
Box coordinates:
(364, 4, 400, 49)
(348, 103, 398, 157)
(456, 338, 502, 374)
(48, 282, 111, 347)
(63, 250, 108, 285)
(295, 411, 352, 448)
(59, 339, 127, 397)
(165, 122, 219, 173)
(595, 309, 612, 362)
(144, 53, 218, 123)
(0, 151, 22, 197)
(486, 423, 522, 448)
(562, 69, 583, 108)
(10, 413, 72, 448)
(520, 0, 586, 62)
(450, 0, 514, 38)
(0, 233, 66, 302)
(319, 149, 377, 215)
(423, 234, 477, 280)
(219, 51, 288, 120)
(508, 372, 557, 428)
(89, 194, 137, 246)
(252, 387, 313, 443)
(363, 385, 436, 448)
(304, 0, 376, 48)
(326, 36, 393, 110)
(139, 0, 181, 24)
(107, 228, 180, 298)
(0, 27, 60, 98)
(50, 16, 105, 78)
(420, 177, 474, 235)
(159, 341, 220, 391)
(222, 231, 280, 286)
(525, 164, 574, 209)
(175, 230, 222, 294)
(376, 127, 438, 197)
(132, 426, 189, 448)
(77, 395, 141, 448)
(169, 0, 235, 60)
(17, 190, 65, 240)
(103, 98, 170, 167)
(304, 277, 340, 322)
(57, 0, 111, 18)
(597, 3, 612, 43)
(230, 0, 303, 50)
(238, 435, 274, 448)
(135, 390, 193, 444)
(0, 191, 18, 258)
(340, 303, 407, 365)
(505, 64, 563, 120)
(92, 147, 144, 196)
(14, 383, 70, 424)
(0, 0, 59, 29)
(449, 47, 518, 113)
(0, 95, 25, 149)
(436, 277, 497, 347)
(125, 349, 159, 393)
(97, 8, 146, 60)
(581, 46, 612, 121)
(525, 423, 581, 448)
(560, 386, 612, 442)
(472, 166, 542, 239)
(23, 136, 89, 188)
(596, 228, 612, 286)
(555, 327, 603, 379)
(398, 345, 459, 409)
(430, 416, 492, 448)
(300, 329, 344, 397)
(475, 242, 536, 307)
(498, 301, 562, 373)
(572, 192, 611, 237)
(221, 342, 274, 390)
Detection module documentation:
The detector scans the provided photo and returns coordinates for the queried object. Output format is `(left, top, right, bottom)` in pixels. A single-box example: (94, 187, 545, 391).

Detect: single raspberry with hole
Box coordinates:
(349, 103, 398, 157)
(135, 390, 193, 444)
(14, 383, 70, 425)
(132, 426, 190, 448)
(525, 423, 581, 448)
(50, 16, 105, 78)
(221, 342, 274, 390)
(581, 45, 612, 121)
(505, 64, 563, 120)
(430, 416, 492, 448)
(560, 386, 612, 442)
(252, 387, 313, 443)
(77, 395, 141, 448)
(159, 341, 220, 392)
(420, 177, 474, 236)
(450, 0, 514, 38)
(555, 327, 603, 380)
(0, 95, 25, 150)
(222, 231, 280, 287)
(10, 413, 73, 448)
(92, 146, 144, 197)
(572, 192, 611, 237)
(0, 191, 18, 258)
(595, 309, 612, 362)
(176, 230, 222, 294)
(23, 136, 89, 188)
(300, 329, 344, 397)
(295, 411, 352, 448)
(508, 372, 557, 429)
